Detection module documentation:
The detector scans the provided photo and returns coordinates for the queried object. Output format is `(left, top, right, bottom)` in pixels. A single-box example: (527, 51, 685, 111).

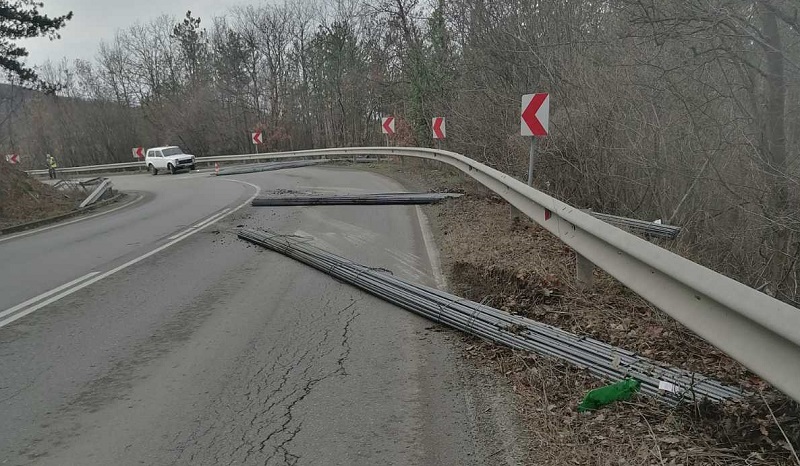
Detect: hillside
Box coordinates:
(0, 163, 76, 229)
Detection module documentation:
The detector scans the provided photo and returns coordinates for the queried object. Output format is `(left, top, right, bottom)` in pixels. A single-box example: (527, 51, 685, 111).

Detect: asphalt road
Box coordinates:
(0, 167, 524, 465)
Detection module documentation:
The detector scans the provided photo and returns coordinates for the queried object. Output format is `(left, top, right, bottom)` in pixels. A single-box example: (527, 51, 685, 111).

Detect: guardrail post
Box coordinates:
(575, 252, 595, 288)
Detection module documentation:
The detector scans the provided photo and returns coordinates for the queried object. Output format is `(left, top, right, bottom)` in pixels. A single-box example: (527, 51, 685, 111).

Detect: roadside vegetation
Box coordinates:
(376, 160, 800, 465)
(0, 162, 79, 228)
(0, 0, 797, 460)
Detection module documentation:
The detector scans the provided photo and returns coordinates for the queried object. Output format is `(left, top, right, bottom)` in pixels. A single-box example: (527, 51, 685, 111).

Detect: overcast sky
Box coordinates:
(19, 0, 246, 67)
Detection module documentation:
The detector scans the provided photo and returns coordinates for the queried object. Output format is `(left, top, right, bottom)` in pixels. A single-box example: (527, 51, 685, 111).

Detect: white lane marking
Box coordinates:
(0, 181, 261, 330)
(386, 249, 428, 280)
(415, 206, 447, 290)
(168, 208, 230, 239)
(0, 194, 144, 244)
(0, 272, 100, 321)
(193, 208, 229, 228)
(168, 229, 192, 240)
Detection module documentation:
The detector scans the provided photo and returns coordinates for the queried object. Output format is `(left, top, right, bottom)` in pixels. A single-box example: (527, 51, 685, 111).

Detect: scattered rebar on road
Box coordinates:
(588, 211, 682, 240)
(251, 192, 462, 206)
(237, 228, 744, 405)
(215, 160, 332, 176)
(353, 156, 380, 163)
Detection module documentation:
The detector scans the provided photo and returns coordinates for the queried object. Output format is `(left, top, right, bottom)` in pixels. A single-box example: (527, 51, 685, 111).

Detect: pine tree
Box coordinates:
(0, 0, 72, 88)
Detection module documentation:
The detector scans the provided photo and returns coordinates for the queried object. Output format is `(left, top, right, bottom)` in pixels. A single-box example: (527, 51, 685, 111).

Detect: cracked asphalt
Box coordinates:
(0, 166, 526, 465)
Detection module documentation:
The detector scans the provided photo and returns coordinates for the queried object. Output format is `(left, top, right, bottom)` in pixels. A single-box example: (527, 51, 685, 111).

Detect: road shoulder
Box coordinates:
(366, 160, 798, 466)
(0, 192, 139, 240)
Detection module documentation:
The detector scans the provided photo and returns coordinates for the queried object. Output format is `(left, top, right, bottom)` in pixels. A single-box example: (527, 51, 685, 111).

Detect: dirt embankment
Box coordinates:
(370, 160, 800, 466)
(0, 163, 78, 229)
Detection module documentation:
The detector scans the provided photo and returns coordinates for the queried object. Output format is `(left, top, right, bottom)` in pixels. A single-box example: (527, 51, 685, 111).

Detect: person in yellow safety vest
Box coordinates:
(47, 154, 58, 179)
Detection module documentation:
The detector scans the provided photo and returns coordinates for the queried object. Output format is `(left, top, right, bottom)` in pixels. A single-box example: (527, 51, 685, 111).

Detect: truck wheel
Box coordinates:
(168, 163, 176, 174)
(149, 164, 158, 175)
(190, 164, 196, 171)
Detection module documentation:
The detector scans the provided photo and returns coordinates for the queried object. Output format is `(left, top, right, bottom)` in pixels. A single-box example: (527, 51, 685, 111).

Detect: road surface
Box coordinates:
(0, 167, 525, 465)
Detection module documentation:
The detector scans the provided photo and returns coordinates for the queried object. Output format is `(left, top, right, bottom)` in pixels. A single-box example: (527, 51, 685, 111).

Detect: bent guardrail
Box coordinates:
(25, 146, 800, 402)
(78, 178, 112, 208)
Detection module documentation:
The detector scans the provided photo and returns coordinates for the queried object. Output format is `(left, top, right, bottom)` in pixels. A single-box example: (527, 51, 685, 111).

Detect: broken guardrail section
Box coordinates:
(78, 178, 113, 208)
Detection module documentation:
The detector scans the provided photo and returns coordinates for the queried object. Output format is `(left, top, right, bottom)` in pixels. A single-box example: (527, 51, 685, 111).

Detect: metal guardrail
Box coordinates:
(24, 146, 800, 402)
(78, 178, 112, 208)
(28, 161, 143, 176)
(25, 152, 333, 176)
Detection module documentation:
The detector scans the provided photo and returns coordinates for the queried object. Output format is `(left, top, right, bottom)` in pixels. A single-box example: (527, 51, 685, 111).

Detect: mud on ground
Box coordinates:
(369, 160, 800, 465)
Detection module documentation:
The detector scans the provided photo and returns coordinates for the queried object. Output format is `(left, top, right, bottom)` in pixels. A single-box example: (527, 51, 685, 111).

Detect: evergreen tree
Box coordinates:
(0, 0, 72, 88)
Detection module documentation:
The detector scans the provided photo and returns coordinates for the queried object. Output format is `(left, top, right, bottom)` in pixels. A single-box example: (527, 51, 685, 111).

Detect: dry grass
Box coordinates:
(0, 163, 78, 228)
(369, 160, 800, 465)
(463, 339, 799, 465)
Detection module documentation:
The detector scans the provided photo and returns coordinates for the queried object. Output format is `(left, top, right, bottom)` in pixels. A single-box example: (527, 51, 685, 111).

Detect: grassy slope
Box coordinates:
(0, 163, 76, 229)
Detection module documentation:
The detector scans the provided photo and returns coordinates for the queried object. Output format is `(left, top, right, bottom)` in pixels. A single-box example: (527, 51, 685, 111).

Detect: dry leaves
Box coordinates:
(376, 162, 800, 465)
(0, 163, 79, 228)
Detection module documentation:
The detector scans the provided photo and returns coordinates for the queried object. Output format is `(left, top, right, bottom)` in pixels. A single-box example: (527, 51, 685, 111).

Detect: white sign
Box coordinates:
(381, 117, 395, 135)
(432, 117, 446, 139)
(521, 93, 549, 137)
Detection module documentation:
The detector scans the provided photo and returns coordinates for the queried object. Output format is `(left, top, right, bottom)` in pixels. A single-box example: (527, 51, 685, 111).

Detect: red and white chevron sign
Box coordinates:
(132, 147, 144, 159)
(251, 131, 263, 145)
(381, 117, 395, 135)
(521, 93, 549, 137)
(5, 154, 19, 164)
(432, 117, 446, 139)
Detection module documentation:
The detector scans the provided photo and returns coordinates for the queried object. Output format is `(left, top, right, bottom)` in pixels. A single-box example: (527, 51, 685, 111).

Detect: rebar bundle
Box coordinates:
(251, 192, 462, 206)
(589, 212, 681, 240)
(237, 228, 744, 405)
(215, 160, 331, 176)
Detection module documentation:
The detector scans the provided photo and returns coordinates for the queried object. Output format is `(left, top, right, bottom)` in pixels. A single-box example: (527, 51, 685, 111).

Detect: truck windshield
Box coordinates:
(161, 147, 184, 157)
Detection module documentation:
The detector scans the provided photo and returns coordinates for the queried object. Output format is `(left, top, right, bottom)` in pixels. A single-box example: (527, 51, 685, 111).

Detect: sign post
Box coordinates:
(527, 139, 535, 186)
(381, 116, 395, 162)
(251, 131, 263, 154)
(520, 93, 550, 186)
(381, 116, 395, 145)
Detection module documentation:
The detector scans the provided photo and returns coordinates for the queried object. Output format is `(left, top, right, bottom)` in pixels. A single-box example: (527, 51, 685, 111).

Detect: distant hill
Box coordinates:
(0, 82, 39, 101)
(0, 82, 40, 122)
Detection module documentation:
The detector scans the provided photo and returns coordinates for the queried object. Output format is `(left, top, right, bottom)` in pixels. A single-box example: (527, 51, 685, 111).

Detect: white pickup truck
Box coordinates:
(145, 146, 196, 175)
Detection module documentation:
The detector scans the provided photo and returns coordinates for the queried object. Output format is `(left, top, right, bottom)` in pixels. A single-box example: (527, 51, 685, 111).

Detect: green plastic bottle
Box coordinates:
(577, 378, 641, 412)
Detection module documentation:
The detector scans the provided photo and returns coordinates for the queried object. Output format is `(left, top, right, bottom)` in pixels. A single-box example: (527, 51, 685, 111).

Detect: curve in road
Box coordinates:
(0, 166, 526, 465)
